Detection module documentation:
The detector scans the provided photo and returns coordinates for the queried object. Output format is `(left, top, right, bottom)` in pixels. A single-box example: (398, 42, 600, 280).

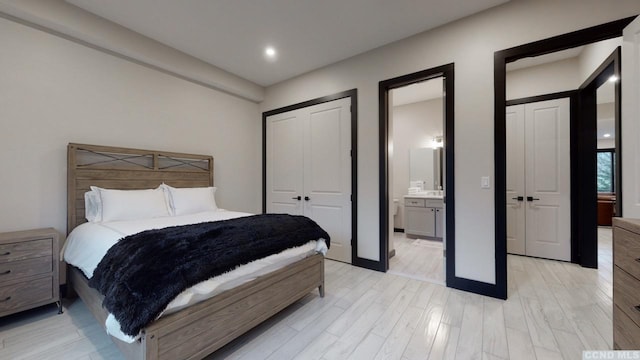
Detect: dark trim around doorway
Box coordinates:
(494, 16, 634, 298)
(262, 89, 360, 265)
(577, 47, 621, 268)
(379, 64, 485, 296)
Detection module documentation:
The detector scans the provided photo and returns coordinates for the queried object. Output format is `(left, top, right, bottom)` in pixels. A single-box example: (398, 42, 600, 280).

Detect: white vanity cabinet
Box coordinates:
(404, 196, 443, 240)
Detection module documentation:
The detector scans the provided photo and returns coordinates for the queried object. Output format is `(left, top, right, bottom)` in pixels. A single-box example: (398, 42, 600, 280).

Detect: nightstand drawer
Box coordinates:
(0, 238, 52, 263)
(0, 257, 52, 283)
(614, 226, 640, 280)
(613, 266, 640, 328)
(0, 277, 53, 313)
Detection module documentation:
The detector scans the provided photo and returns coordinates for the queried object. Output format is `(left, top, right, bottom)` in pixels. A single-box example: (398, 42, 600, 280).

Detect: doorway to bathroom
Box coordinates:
(379, 63, 455, 288)
(387, 77, 445, 283)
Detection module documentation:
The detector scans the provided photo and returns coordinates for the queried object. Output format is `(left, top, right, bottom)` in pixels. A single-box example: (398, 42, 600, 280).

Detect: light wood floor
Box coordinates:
(0, 228, 614, 359)
(388, 232, 444, 284)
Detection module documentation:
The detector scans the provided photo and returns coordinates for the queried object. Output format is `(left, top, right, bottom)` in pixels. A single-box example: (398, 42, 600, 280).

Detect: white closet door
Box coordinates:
(266, 97, 352, 263)
(524, 98, 571, 261)
(622, 16, 640, 218)
(266, 109, 304, 215)
(506, 105, 526, 255)
(303, 98, 352, 263)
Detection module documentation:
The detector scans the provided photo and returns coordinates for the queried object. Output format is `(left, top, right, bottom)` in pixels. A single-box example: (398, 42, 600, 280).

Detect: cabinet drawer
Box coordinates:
(404, 198, 425, 207)
(613, 266, 640, 328)
(0, 239, 52, 263)
(0, 257, 52, 283)
(614, 305, 640, 350)
(425, 199, 443, 208)
(614, 227, 640, 280)
(0, 277, 53, 313)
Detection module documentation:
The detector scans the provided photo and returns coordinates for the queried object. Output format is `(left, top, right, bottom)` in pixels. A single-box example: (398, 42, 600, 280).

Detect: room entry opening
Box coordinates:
(379, 64, 458, 290)
(384, 77, 446, 283)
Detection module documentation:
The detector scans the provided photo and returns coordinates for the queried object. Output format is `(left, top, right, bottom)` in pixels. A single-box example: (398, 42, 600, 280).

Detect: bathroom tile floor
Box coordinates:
(388, 232, 445, 284)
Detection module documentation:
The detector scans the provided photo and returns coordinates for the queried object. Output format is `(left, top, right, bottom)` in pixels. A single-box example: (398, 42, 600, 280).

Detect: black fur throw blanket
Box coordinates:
(89, 213, 330, 337)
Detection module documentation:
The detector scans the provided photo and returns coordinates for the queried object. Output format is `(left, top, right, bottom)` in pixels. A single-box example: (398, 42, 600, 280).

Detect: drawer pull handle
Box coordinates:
(0, 296, 11, 303)
(635, 305, 640, 313)
(0, 252, 10, 256)
(0, 270, 11, 275)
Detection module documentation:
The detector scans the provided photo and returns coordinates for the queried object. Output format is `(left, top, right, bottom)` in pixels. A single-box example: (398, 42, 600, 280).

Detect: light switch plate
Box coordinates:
(481, 176, 490, 189)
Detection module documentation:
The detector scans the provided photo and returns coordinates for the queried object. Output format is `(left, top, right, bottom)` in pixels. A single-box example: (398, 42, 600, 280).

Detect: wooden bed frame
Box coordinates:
(66, 143, 325, 360)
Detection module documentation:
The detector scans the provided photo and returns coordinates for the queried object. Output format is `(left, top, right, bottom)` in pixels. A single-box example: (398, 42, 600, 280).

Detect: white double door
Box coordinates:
(506, 98, 571, 261)
(266, 98, 352, 263)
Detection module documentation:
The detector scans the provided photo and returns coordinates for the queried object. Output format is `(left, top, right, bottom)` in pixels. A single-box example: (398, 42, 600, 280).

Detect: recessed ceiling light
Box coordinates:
(265, 46, 277, 59)
(608, 75, 619, 83)
(604, 133, 611, 138)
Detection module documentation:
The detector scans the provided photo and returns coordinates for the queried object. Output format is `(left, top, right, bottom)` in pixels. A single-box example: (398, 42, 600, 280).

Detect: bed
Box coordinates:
(65, 143, 325, 360)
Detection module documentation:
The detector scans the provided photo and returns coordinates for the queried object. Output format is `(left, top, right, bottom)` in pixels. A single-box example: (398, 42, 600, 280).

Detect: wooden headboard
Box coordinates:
(67, 143, 213, 234)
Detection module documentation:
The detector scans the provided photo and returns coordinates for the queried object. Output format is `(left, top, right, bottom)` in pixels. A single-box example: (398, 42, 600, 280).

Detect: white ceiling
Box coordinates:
(66, 0, 509, 86)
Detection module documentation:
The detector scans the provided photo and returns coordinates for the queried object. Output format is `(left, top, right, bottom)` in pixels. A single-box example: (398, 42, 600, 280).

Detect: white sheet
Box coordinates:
(62, 210, 327, 343)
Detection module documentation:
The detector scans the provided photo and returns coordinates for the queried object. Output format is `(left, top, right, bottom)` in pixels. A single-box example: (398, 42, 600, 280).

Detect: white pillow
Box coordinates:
(84, 190, 103, 222)
(163, 185, 218, 216)
(95, 187, 171, 222)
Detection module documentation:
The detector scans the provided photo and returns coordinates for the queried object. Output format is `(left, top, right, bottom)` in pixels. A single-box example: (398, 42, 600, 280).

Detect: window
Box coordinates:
(597, 149, 615, 193)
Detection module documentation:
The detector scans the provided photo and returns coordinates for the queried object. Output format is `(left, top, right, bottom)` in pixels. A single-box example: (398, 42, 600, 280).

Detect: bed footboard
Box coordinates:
(68, 253, 324, 360)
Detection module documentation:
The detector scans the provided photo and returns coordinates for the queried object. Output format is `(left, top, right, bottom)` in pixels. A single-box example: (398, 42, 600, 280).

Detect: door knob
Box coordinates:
(304, 196, 311, 201)
(526, 196, 540, 202)
(511, 196, 524, 201)
(291, 196, 301, 201)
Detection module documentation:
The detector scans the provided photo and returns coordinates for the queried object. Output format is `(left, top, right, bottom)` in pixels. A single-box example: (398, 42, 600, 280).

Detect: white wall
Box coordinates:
(0, 0, 264, 102)
(506, 57, 580, 100)
(579, 37, 622, 84)
(0, 17, 262, 237)
(261, 0, 640, 284)
(598, 139, 615, 149)
(392, 98, 443, 229)
(506, 37, 623, 101)
(598, 102, 616, 149)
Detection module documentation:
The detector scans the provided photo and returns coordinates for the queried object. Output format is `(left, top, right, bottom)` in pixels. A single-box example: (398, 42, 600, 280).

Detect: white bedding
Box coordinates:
(62, 210, 327, 343)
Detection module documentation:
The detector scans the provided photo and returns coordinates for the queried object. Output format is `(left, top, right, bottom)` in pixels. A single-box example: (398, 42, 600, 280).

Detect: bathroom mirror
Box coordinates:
(409, 147, 442, 190)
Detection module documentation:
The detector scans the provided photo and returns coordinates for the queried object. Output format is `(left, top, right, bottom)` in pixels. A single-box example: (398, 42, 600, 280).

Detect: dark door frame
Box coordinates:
(577, 48, 621, 268)
(379, 64, 467, 294)
(494, 17, 634, 298)
(262, 89, 360, 265)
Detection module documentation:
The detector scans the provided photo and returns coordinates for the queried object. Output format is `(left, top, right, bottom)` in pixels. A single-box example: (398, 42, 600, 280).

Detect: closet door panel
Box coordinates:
(308, 107, 343, 193)
(506, 105, 526, 255)
(266, 111, 304, 215)
(524, 98, 571, 261)
(266, 97, 352, 263)
(304, 98, 352, 263)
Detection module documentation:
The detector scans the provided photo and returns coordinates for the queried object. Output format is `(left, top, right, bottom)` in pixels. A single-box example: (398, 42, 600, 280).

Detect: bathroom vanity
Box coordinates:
(404, 193, 444, 240)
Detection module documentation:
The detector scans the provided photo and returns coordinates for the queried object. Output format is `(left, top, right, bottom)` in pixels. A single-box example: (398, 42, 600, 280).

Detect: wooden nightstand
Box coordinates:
(0, 228, 61, 317)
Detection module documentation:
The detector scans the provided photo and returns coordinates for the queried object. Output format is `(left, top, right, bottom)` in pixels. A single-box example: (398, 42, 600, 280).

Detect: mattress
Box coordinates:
(62, 210, 327, 343)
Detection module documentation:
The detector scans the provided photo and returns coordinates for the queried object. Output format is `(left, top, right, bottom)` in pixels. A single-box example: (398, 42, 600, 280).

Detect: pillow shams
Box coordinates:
(94, 187, 171, 222)
(162, 185, 218, 216)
